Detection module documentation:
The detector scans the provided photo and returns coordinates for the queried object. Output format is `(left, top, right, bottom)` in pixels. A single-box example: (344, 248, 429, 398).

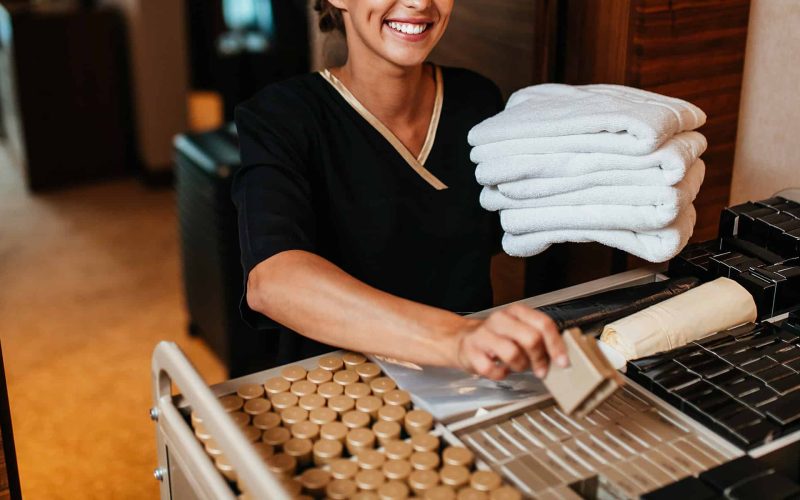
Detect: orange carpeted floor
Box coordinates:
(0, 144, 227, 499)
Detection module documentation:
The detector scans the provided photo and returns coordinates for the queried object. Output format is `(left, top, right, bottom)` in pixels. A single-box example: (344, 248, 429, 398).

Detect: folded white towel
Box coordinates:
(495, 160, 695, 200)
(501, 204, 681, 234)
(501, 204, 697, 263)
(468, 84, 706, 155)
(473, 131, 706, 184)
(481, 159, 706, 211)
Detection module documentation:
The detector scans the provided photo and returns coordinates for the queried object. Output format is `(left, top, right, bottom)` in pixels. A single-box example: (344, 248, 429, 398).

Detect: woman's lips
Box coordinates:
(384, 20, 433, 42)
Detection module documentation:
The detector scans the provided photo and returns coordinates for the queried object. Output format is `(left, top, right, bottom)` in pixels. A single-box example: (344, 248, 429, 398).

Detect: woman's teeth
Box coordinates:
(386, 21, 429, 35)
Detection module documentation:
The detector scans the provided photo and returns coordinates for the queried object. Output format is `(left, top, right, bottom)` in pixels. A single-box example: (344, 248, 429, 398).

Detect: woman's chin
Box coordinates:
(380, 47, 433, 69)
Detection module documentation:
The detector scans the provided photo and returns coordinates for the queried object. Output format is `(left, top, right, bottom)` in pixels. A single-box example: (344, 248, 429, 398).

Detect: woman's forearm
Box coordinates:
(246, 250, 470, 368)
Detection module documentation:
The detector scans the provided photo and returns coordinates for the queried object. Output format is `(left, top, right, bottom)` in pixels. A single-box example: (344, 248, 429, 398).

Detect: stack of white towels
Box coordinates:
(468, 84, 708, 263)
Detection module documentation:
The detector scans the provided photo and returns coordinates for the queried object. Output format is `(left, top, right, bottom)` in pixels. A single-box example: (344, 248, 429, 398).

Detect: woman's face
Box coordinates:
(330, 0, 454, 68)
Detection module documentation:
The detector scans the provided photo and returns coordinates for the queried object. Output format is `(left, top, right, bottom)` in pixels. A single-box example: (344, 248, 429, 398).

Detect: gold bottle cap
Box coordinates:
(194, 422, 212, 442)
(426, 486, 458, 500)
(344, 382, 372, 400)
(355, 362, 382, 382)
(298, 393, 326, 411)
(489, 486, 522, 500)
(313, 438, 343, 465)
(353, 492, 380, 500)
(319, 355, 344, 372)
(356, 395, 383, 418)
(458, 488, 488, 500)
(300, 467, 331, 493)
(357, 449, 386, 470)
(264, 377, 291, 396)
(219, 394, 244, 412)
(346, 428, 376, 453)
(442, 446, 474, 468)
(342, 409, 370, 429)
(283, 437, 313, 464)
(241, 425, 261, 443)
(327, 478, 359, 500)
(410, 451, 440, 471)
(281, 364, 308, 382)
(382, 389, 411, 408)
(369, 377, 397, 395)
(378, 480, 410, 500)
(251, 442, 274, 460)
(252, 411, 281, 431)
(470, 471, 502, 492)
(320, 421, 349, 442)
(409, 469, 439, 493)
(384, 440, 413, 461)
(439, 465, 470, 488)
(215, 454, 237, 482)
(372, 420, 401, 445)
(262, 426, 291, 447)
(290, 380, 318, 397)
(309, 407, 338, 426)
(318, 381, 344, 399)
(230, 411, 250, 428)
(291, 420, 319, 440)
(280, 406, 308, 426)
(204, 438, 224, 458)
(270, 392, 298, 411)
(306, 368, 333, 384)
(355, 469, 385, 491)
(404, 409, 434, 435)
(343, 352, 368, 367)
(191, 410, 203, 426)
(378, 405, 406, 424)
(382, 459, 412, 481)
(333, 369, 360, 387)
(236, 383, 265, 400)
(329, 457, 359, 480)
(265, 453, 297, 476)
(243, 398, 271, 416)
(328, 395, 356, 414)
(410, 433, 440, 453)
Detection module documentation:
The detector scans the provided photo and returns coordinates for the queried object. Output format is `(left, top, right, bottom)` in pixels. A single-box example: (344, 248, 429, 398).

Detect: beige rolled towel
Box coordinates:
(599, 277, 757, 361)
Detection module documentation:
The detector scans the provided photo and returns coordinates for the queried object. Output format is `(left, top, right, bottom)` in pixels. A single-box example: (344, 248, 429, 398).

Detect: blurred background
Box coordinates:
(0, 0, 798, 497)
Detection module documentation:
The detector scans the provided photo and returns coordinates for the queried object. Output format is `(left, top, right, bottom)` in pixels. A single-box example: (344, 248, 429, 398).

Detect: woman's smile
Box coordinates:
(384, 18, 433, 41)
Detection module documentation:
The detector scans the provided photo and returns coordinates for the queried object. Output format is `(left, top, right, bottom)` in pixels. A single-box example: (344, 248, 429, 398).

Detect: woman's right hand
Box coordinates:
(454, 304, 569, 381)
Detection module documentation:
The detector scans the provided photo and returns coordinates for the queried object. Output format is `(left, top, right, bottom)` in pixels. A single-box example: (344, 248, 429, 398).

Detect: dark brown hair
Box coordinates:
(314, 0, 345, 33)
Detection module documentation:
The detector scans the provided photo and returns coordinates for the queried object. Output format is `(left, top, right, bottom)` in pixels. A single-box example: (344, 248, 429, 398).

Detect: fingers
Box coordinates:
(473, 327, 529, 373)
(460, 336, 510, 381)
(507, 304, 569, 371)
(456, 305, 570, 381)
(485, 309, 547, 377)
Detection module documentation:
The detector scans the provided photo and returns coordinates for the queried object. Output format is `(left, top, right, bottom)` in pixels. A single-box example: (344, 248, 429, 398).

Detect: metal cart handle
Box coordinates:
(152, 341, 290, 500)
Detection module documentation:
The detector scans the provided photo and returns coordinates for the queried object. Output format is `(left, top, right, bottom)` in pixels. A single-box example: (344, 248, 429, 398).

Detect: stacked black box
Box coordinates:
(175, 125, 278, 376)
(669, 196, 800, 320)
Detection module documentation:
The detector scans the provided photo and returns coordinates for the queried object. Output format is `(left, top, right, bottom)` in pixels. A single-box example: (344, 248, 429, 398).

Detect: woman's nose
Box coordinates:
(403, 0, 432, 10)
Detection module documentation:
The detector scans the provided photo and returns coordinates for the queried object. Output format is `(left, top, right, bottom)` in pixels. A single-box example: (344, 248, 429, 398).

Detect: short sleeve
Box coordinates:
(231, 95, 317, 328)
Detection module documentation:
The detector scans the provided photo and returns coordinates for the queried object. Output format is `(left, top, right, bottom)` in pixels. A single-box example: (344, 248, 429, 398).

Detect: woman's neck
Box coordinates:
(330, 50, 435, 133)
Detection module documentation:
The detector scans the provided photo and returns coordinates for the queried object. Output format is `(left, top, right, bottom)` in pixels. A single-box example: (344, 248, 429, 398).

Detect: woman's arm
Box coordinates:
(247, 250, 569, 380)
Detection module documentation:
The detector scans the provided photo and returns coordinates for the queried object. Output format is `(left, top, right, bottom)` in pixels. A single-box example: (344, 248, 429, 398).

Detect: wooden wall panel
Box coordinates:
(559, 0, 750, 271)
(627, 0, 751, 241)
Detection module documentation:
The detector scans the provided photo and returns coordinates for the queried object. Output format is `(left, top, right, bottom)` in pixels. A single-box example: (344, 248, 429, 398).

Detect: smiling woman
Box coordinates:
(232, 0, 569, 381)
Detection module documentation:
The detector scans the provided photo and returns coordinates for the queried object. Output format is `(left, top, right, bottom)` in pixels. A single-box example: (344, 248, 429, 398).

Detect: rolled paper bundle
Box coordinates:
(600, 277, 757, 360)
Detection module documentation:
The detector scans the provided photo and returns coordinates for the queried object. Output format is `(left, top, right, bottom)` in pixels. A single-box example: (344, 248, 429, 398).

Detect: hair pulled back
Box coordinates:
(314, 0, 345, 33)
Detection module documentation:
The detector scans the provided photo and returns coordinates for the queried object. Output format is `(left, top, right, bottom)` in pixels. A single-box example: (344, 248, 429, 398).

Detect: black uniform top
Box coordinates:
(232, 65, 503, 365)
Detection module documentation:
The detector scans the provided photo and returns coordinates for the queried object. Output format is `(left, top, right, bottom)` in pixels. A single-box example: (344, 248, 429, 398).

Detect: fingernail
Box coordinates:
(534, 368, 546, 378)
(557, 355, 570, 368)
